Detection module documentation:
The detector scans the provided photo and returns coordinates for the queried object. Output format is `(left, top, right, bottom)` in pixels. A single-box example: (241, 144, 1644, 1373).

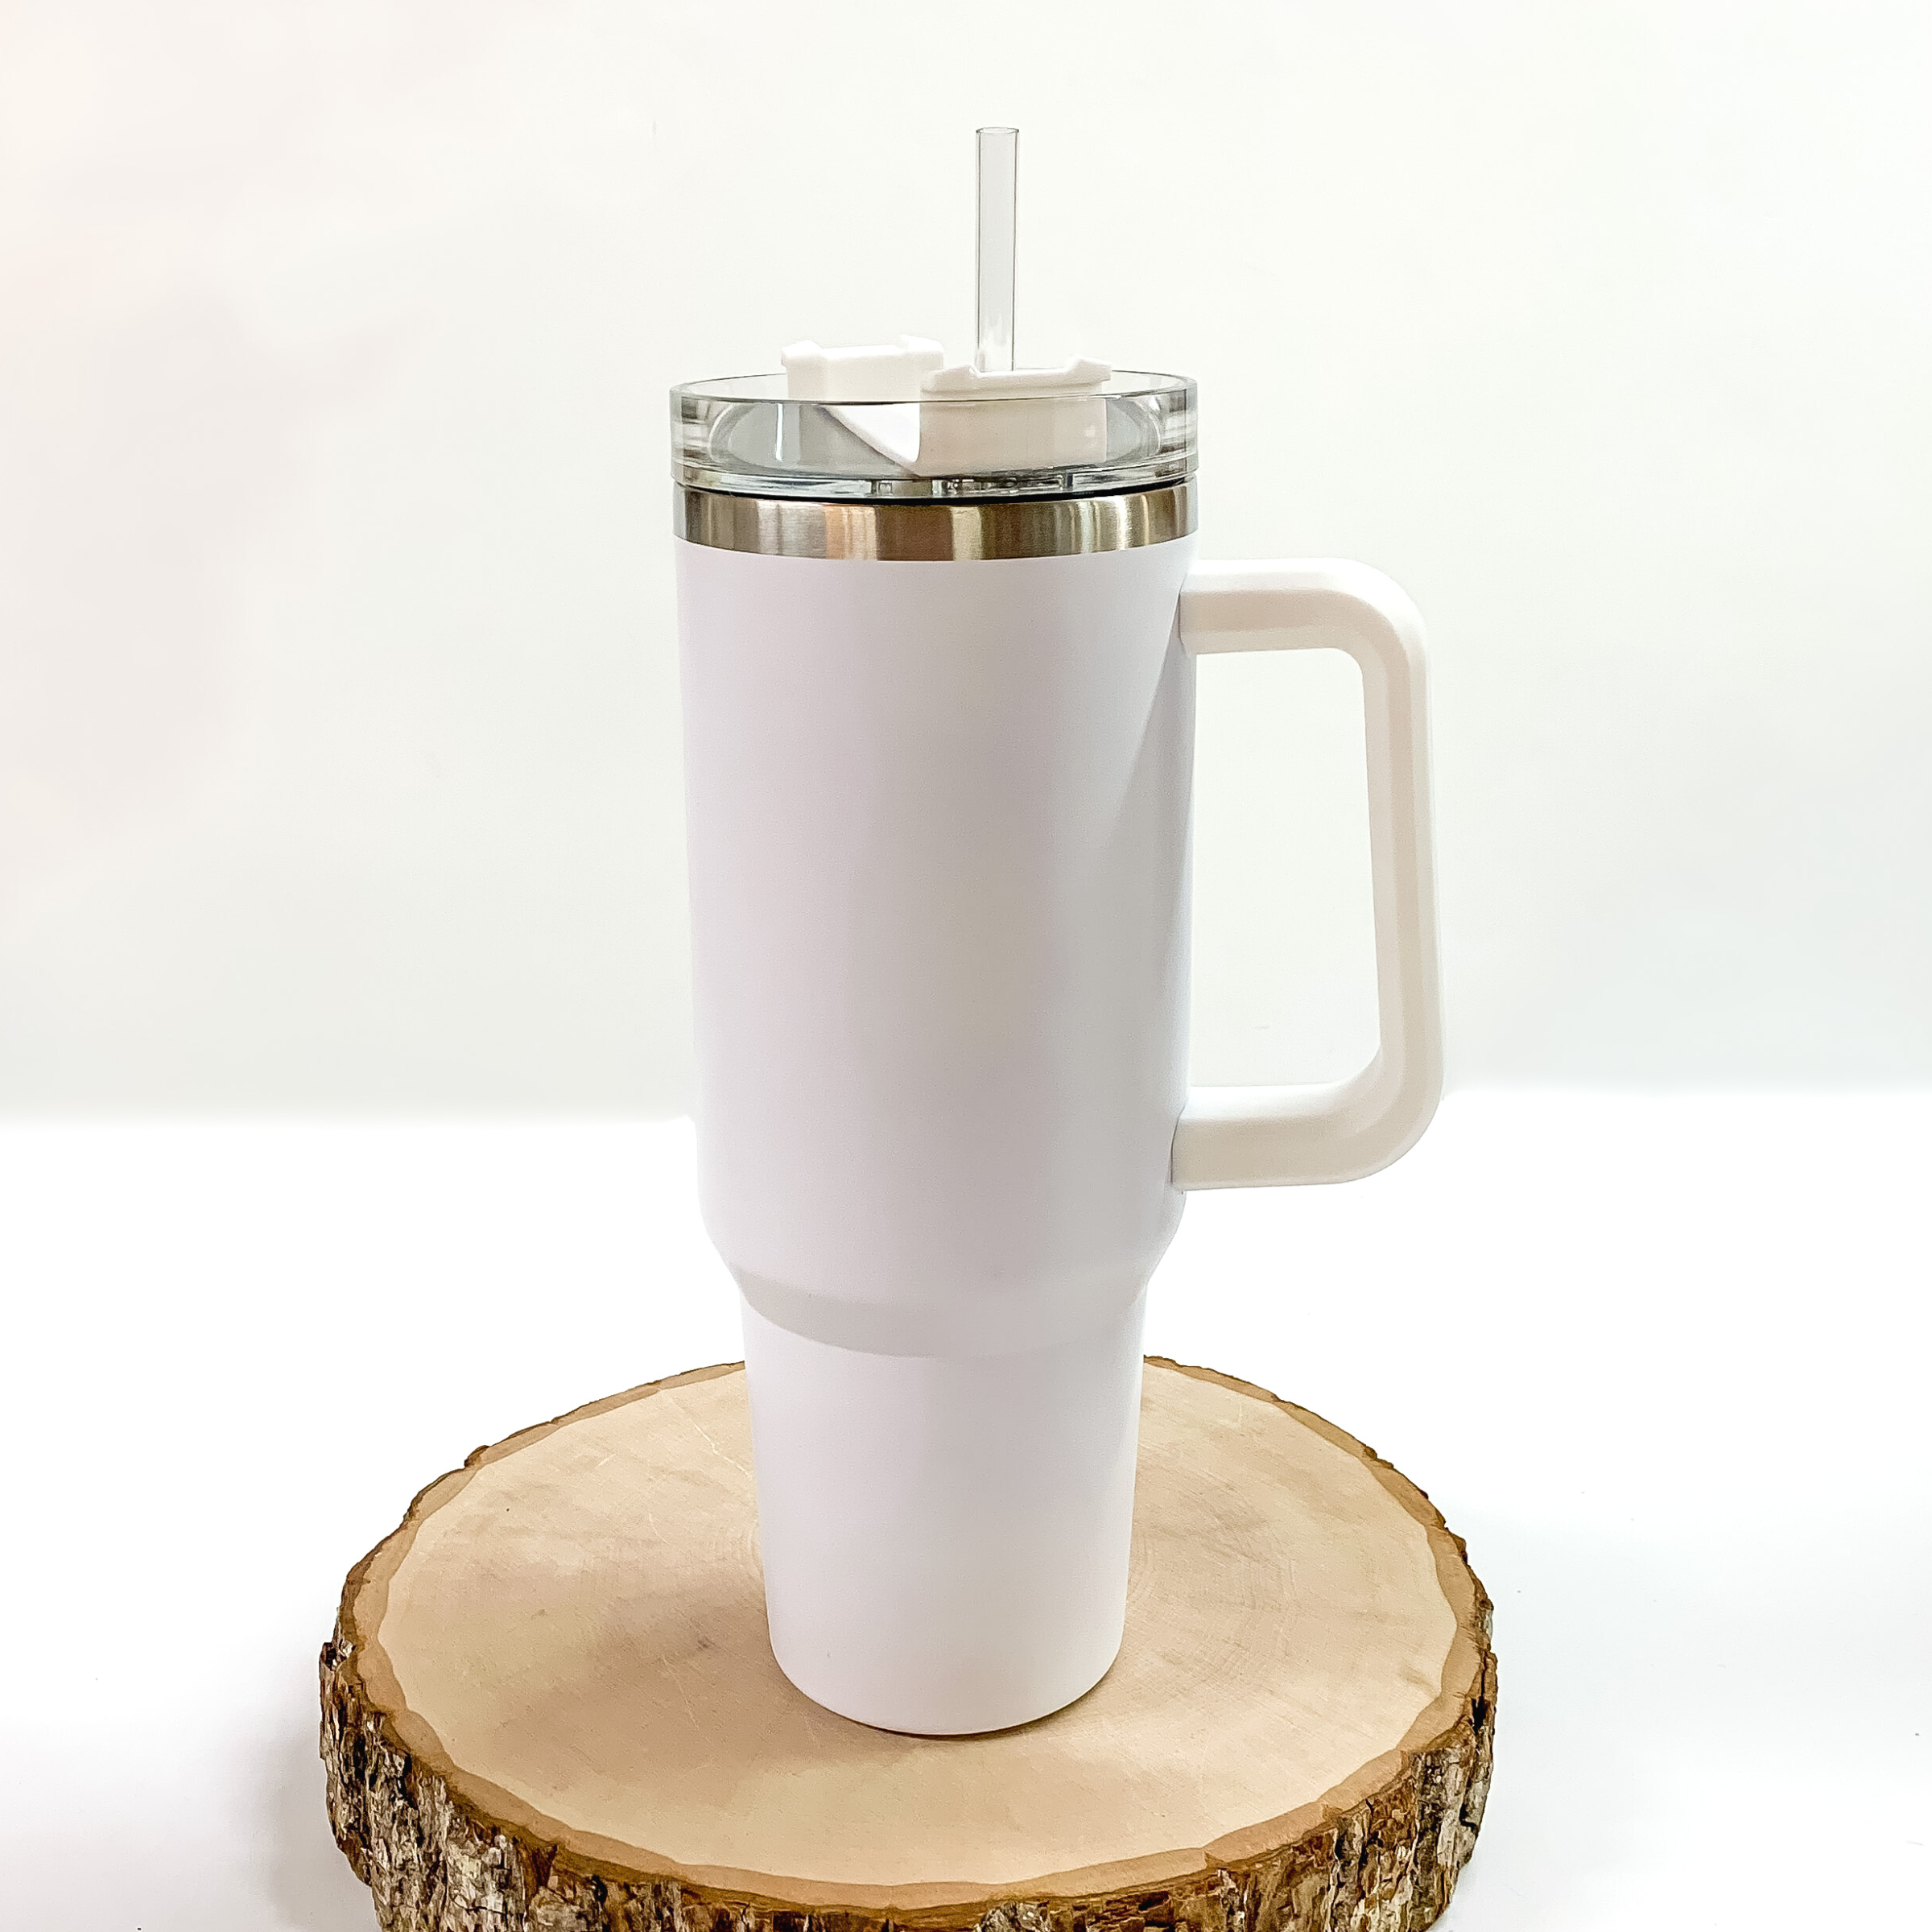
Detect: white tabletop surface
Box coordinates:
(2, 1093, 1925, 1930)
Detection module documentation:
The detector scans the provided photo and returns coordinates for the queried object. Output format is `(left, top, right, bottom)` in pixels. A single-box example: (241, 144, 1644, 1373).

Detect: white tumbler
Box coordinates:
(671, 372, 1442, 1733)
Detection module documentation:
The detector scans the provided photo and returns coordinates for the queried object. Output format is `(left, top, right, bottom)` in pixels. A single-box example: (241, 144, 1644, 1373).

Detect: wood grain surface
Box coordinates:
(324, 1358, 1494, 1932)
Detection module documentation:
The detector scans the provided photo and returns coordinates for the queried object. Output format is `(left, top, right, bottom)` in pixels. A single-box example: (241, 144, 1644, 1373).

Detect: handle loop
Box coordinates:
(1174, 560, 1443, 1188)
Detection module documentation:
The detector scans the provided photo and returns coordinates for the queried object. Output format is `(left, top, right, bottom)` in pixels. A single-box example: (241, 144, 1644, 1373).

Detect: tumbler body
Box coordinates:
(676, 533, 1197, 1729)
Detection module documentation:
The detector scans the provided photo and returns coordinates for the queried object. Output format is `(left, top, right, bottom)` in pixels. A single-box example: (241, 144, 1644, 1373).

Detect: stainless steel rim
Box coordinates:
(675, 482, 1196, 560)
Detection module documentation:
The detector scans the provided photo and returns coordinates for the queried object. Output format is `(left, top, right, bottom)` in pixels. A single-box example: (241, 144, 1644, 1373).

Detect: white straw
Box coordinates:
(975, 126, 1018, 374)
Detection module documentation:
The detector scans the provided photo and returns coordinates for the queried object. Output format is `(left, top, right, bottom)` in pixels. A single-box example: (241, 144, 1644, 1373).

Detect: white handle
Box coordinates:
(1174, 560, 1443, 1189)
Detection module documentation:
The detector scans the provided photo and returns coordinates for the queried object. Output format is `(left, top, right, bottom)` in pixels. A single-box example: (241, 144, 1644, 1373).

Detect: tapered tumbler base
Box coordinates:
(739, 1290, 1147, 1735)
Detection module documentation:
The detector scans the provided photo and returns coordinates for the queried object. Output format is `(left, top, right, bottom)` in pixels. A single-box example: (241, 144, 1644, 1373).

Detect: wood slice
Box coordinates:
(323, 1359, 1495, 1932)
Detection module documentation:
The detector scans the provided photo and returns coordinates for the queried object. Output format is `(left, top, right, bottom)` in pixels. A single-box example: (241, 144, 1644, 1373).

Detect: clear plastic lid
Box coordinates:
(670, 370, 1195, 502)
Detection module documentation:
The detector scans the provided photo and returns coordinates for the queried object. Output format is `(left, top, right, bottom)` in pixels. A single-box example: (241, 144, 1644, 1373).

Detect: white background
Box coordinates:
(2, 4, 1928, 1930)
(5, 0, 1930, 1103)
